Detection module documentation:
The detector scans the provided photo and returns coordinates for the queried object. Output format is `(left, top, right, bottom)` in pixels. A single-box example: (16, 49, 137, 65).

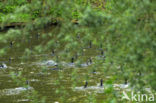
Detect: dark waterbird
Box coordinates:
(25, 80, 32, 90)
(89, 41, 92, 48)
(88, 58, 92, 64)
(100, 79, 103, 87)
(9, 58, 12, 63)
(0, 63, 7, 69)
(71, 57, 74, 63)
(26, 80, 29, 85)
(101, 50, 104, 55)
(124, 78, 128, 85)
(86, 58, 92, 65)
(10, 41, 13, 47)
(84, 81, 88, 88)
(77, 34, 80, 39)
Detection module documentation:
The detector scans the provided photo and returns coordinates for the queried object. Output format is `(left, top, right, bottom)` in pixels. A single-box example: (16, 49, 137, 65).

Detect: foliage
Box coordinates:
(0, 0, 156, 103)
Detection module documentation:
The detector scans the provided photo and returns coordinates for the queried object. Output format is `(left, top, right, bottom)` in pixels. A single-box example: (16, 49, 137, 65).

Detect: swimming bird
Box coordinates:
(9, 58, 12, 63)
(79, 58, 92, 67)
(88, 58, 92, 64)
(77, 34, 80, 39)
(51, 50, 55, 56)
(89, 41, 92, 48)
(0, 63, 7, 69)
(84, 81, 88, 88)
(71, 57, 74, 63)
(101, 50, 104, 56)
(26, 80, 29, 85)
(10, 41, 13, 47)
(100, 79, 103, 87)
(124, 78, 128, 85)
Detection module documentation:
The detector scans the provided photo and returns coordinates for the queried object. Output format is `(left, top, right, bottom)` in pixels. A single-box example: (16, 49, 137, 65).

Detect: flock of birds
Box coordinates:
(0, 33, 129, 91)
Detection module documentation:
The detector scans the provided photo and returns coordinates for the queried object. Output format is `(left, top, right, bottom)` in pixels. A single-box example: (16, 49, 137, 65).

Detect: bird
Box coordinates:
(101, 50, 104, 56)
(124, 78, 128, 85)
(9, 58, 12, 63)
(0, 63, 7, 69)
(26, 80, 29, 85)
(10, 41, 14, 47)
(89, 41, 92, 48)
(100, 79, 103, 87)
(71, 57, 74, 63)
(88, 58, 92, 64)
(51, 50, 55, 56)
(84, 81, 88, 88)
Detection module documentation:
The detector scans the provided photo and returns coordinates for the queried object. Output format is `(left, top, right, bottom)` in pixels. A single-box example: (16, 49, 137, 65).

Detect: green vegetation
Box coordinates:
(0, 0, 156, 103)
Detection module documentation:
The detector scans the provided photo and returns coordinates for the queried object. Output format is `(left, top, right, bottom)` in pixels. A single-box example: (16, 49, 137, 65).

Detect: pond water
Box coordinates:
(0, 26, 130, 103)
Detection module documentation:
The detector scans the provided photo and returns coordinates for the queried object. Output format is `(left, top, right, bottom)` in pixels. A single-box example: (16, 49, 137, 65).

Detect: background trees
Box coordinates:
(0, 0, 155, 102)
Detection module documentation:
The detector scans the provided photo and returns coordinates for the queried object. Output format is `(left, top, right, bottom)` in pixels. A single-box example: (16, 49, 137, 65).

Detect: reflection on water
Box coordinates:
(0, 26, 137, 103)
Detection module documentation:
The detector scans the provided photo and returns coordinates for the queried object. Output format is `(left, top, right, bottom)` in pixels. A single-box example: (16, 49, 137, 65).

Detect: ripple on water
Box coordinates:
(113, 83, 129, 90)
(75, 86, 104, 90)
(34, 59, 93, 69)
(40, 60, 57, 66)
(75, 84, 104, 93)
(30, 79, 40, 82)
(0, 86, 33, 96)
(75, 83, 131, 93)
(17, 99, 29, 102)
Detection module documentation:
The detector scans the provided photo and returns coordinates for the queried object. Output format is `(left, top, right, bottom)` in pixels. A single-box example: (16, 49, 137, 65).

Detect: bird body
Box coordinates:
(0, 63, 7, 69)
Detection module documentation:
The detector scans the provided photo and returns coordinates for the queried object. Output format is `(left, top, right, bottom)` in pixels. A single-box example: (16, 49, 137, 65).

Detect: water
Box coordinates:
(0, 26, 132, 103)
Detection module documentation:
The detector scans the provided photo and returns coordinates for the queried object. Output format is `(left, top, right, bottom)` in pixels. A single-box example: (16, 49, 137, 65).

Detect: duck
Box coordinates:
(100, 79, 103, 87)
(9, 58, 12, 63)
(71, 57, 74, 63)
(124, 78, 128, 85)
(101, 50, 104, 56)
(88, 58, 92, 64)
(0, 63, 7, 69)
(84, 81, 88, 88)
(10, 41, 14, 47)
(26, 80, 29, 85)
(80, 58, 93, 67)
(89, 41, 92, 48)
